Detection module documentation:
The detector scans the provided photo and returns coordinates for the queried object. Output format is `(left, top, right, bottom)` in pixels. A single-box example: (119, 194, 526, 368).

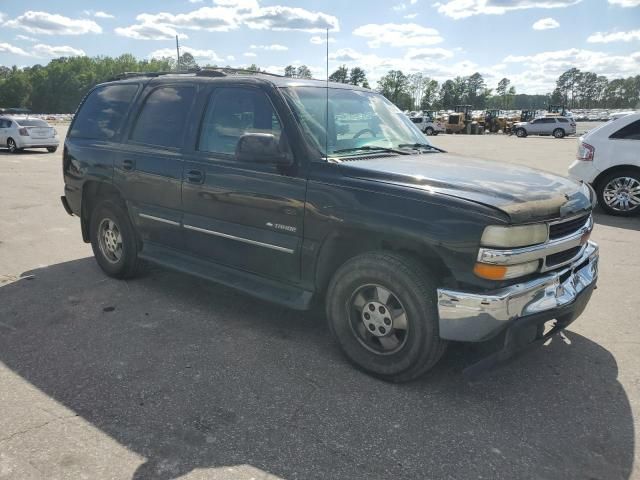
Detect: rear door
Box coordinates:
(0, 119, 7, 144)
(181, 84, 306, 284)
(115, 83, 197, 250)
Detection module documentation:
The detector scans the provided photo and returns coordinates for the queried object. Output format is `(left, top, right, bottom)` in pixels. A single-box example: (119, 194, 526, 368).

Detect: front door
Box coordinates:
(115, 83, 197, 250)
(181, 85, 306, 284)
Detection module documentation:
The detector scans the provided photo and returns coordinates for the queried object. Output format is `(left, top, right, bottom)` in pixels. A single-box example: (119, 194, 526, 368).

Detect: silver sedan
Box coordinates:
(0, 116, 60, 153)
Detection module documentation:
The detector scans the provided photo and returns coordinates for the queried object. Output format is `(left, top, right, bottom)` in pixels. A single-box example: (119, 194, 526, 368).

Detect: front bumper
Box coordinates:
(437, 241, 598, 342)
(568, 159, 599, 184)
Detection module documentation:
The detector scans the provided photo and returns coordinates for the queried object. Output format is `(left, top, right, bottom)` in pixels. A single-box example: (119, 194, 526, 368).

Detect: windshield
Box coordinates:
(281, 87, 429, 158)
(16, 119, 49, 127)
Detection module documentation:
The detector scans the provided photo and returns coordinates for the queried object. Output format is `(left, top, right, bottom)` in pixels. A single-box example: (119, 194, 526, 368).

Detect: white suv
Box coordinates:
(410, 116, 445, 135)
(569, 112, 640, 216)
(513, 116, 576, 139)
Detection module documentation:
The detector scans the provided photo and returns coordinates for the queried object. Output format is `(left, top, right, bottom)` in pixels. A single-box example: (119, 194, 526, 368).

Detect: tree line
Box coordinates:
(0, 52, 638, 113)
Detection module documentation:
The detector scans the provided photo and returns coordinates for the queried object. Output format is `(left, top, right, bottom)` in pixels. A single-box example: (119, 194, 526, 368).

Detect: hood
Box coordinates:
(338, 153, 593, 223)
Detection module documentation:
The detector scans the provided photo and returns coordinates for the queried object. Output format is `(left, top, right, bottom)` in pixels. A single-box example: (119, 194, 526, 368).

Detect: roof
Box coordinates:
(102, 69, 371, 91)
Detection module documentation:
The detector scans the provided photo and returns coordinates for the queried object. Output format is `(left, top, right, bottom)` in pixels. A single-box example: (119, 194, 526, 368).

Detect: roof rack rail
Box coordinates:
(196, 67, 284, 78)
(108, 69, 201, 82)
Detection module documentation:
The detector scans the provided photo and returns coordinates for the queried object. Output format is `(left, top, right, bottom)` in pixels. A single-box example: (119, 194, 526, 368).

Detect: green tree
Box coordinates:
(496, 78, 511, 107)
(283, 65, 296, 77)
(377, 70, 410, 108)
(329, 65, 349, 83)
(296, 65, 312, 79)
(348, 67, 369, 88)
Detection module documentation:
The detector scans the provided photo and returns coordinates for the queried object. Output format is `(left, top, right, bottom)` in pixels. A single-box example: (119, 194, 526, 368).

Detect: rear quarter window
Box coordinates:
(558, 118, 568, 123)
(69, 84, 139, 140)
(610, 119, 640, 140)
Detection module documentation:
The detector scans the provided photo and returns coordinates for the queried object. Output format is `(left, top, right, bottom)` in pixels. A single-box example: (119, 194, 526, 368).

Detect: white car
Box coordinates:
(410, 116, 445, 135)
(569, 111, 640, 216)
(513, 116, 576, 138)
(0, 116, 59, 153)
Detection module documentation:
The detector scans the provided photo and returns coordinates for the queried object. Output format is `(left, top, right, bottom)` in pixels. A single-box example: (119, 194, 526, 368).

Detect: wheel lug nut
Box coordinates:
(364, 313, 370, 320)
(379, 306, 386, 314)
(379, 326, 386, 334)
(368, 304, 375, 311)
(384, 318, 391, 325)
(368, 324, 375, 331)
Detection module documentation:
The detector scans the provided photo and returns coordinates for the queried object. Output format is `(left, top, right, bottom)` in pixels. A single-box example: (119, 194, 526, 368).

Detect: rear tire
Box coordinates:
(425, 127, 434, 136)
(516, 128, 527, 138)
(7, 138, 20, 153)
(596, 169, 640, 217)
(89, 199, 140, 278)
(553, 128, 565, 139)
(326, 251, 447, 382)
(47, 147, 57, 153)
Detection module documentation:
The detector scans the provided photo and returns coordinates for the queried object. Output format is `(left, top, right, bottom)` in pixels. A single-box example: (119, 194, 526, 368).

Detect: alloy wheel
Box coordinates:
(97, 217, 123, 263)
(603, 176, 640, 212)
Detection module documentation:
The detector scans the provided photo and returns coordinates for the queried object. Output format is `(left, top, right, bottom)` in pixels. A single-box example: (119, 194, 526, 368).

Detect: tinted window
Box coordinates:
(70, 84, 138, 140)
(130, 86, 195, 148)
(0, 119, 7, 128)
(557, 118, 568, 123)
(410, 118, 423, 124)
(198, 87, 282, 155)
(537, 118, 556, 123)
(610, 119, 640, 140)
(16, 119, 48, 127)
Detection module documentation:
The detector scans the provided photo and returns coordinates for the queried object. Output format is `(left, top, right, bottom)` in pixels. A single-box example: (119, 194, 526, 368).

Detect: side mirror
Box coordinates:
(235, 133, 293, 166)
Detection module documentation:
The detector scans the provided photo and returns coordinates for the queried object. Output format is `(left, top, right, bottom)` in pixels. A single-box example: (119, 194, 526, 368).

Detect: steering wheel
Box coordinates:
(353, 128, 376, 139)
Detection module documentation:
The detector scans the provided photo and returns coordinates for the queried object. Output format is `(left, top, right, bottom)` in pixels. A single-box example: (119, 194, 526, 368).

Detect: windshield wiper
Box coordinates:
(397, 143, 446, 153)
(333, 145, 411, 155)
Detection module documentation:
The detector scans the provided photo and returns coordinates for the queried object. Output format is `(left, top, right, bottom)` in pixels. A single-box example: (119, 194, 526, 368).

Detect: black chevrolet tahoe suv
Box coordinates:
(61, 69, 599, 381)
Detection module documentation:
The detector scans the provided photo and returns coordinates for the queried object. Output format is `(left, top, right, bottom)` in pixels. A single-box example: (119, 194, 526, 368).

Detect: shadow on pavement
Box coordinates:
(594, 210, 640, 231)
(0, 258, 634, 479)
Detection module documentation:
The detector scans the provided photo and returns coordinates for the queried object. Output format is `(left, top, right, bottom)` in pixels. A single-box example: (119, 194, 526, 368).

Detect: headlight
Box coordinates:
(474, 260, 539, 280)
(481, 223, 548, 248)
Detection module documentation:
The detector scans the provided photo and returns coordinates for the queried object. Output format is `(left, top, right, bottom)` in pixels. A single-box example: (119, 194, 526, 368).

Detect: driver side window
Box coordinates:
(198, 87, 282, 156)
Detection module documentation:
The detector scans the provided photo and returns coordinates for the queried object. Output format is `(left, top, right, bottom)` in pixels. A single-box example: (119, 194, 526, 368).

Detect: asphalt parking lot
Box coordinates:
(1, 124, 638, 480)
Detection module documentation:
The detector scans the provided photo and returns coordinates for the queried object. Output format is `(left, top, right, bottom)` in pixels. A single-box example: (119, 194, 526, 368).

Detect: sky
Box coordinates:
(0, 0, 639, 94)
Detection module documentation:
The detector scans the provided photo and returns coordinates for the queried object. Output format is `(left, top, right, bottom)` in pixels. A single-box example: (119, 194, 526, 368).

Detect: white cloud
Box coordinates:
(405, 47, 455, 60)
(404, 13, 419, 18)
(227, 55, 235, 60)
(250, 44, 288, 51)
(15, 34, 38, 42)
(149, 46, 223, 63)
(353, 23, 442, 48)
(310, 35, 336, 44)
(189, 0, 204, 2)
(437, 0, 581, 19)
(503, 48, 640, 91)
(94, 11, 115, 19)
(244, 6, 339, 32)
(532, 17, 560, 29)
(0, 42, 30, 56)
(33, 44, 85, 57)
(0, 12, 5, 23)
(244, 52, 257, 57)
(608, 0, 640, 6)
(117, 2, 338, 41)
(4, 11, 102, 35)
(115, 22, 187, 40)
(587, 29, 640, 43)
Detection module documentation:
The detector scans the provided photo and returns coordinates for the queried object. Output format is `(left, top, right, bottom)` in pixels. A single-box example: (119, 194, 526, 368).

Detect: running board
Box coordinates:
(139, 243, 314, 311)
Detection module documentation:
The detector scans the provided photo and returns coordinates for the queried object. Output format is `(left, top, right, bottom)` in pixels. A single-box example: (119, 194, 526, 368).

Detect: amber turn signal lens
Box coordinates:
(473, 263, 507, 280)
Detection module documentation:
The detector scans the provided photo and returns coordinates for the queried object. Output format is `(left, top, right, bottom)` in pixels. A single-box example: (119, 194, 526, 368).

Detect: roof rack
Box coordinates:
(108, 69, 201, 81)
(196, 67, 284, 78)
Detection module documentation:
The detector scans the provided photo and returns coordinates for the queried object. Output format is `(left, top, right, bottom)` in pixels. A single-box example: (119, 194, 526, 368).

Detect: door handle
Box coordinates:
(123, 159, 135, 171)
(186, 169, 204, 184)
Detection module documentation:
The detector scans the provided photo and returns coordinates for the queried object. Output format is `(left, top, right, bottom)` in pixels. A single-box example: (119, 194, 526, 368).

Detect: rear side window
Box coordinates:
(130, 85, 195, 148)
(198, 87, 282, 155)
(558, 118, 568, 123)
(410, 118, 423, 124)
(70, 84, 138, 140)
(537, 118, 556, 124)
(610, 119, 640, 140)
(0, 119, 8, 128)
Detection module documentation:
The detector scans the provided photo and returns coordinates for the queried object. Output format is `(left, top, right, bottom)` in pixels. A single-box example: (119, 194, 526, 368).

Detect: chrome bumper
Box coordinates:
(437, 241, 598, 342)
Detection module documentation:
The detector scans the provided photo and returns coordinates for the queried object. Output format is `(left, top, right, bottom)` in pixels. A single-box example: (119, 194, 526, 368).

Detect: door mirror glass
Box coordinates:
(235, 133, 293, 165)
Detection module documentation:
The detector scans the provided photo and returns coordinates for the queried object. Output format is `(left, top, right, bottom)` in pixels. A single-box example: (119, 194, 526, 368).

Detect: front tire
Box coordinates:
(596, 170, 640, 216)
(326, 252, 447, 382)
(89, 199, 140, 278)
(425, 127, 434, 136)
(553, 128, 565, 139)
(516, 128, 527, 138)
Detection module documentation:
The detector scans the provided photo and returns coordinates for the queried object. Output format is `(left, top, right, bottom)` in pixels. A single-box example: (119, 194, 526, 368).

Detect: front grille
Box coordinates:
(549, 214, 589, 240)
(546, 246, 582, 267)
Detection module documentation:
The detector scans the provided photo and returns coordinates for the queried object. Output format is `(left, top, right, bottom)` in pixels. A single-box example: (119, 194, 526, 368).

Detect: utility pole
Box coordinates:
(176, 35, 181, 72)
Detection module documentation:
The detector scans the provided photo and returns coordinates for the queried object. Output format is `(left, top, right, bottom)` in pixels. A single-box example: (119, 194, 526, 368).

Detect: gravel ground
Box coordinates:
(0, 125, 638, 480)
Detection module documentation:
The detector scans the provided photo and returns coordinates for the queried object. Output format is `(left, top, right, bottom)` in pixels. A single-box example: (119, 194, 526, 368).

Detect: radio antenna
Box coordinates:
(325, 27, 329, 160)
(175, 35, 181, 72)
